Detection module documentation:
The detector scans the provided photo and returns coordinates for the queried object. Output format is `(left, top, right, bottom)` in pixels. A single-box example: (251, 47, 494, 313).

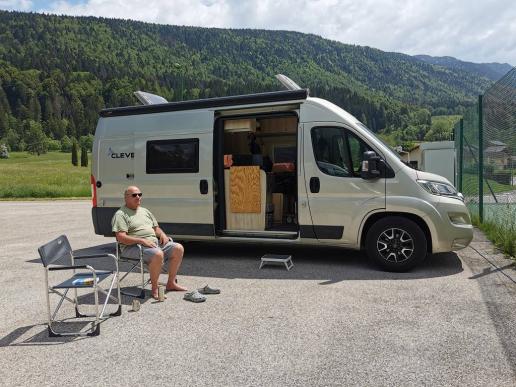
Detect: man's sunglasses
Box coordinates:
(130, 193, 143, 197)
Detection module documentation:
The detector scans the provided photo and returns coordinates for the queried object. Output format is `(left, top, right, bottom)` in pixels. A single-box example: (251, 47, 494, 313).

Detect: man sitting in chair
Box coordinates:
(112, 186, 187, 299)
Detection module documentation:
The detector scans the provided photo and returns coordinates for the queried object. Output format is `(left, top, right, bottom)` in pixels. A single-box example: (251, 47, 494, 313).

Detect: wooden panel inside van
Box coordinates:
(230, 166, 261, 213)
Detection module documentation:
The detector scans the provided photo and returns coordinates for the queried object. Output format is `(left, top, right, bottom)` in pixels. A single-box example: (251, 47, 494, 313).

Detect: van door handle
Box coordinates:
(310, 177, 320, 193)
(200, 179, 208, 195)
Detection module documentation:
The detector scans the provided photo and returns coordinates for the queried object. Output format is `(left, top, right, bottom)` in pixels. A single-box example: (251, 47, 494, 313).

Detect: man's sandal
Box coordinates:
(183, 290, 207, 303)
(198, 285, 221, 295)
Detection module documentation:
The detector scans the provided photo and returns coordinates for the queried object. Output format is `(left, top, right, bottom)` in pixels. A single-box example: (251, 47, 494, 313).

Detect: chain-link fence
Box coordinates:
(455, 67, 516, 223)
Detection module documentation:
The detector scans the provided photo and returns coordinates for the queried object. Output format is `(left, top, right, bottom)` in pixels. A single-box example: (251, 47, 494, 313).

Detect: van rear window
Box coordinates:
(146, 139, 199, 174)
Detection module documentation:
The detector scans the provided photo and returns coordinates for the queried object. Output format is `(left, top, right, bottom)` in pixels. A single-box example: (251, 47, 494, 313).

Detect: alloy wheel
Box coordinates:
(376, 228, 414, 263)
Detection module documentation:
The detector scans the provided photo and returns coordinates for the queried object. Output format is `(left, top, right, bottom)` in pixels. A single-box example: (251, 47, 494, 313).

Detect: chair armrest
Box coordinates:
(48, 265, 88, 271)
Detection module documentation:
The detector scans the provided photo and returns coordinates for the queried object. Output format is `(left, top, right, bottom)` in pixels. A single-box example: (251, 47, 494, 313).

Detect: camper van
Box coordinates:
(91, 78, 473, 271)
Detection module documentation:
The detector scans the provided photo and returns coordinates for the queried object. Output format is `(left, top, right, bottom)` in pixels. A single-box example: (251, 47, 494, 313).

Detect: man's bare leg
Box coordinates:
(166, 243, 187, 291)
(148, 251, 164, 299)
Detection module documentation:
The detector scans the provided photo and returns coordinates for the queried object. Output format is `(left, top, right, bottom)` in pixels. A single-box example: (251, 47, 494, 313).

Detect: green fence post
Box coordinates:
(478, 95, 484, 223)
(458, 118, 464, 192)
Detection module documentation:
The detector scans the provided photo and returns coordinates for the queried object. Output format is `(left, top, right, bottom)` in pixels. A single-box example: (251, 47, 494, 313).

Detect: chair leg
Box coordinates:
(116, 272, 122, 311)
(109, 272, 122, 316)
(86, 324, 100, 337)
(75, 306, 87, 318)
(92, 285, 100, 336)
(119, 258, 148, 299)
(48, 325, 62, 338)
(110, 305, 122, 317)
(140, 260, 146, 295)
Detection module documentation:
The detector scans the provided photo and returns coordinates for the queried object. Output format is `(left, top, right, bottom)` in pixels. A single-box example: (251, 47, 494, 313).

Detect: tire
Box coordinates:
(365, 216, 427, 272)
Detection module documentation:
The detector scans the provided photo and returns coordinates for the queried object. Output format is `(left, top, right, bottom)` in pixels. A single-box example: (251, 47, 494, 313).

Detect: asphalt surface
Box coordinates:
(1, 200, 515, 386)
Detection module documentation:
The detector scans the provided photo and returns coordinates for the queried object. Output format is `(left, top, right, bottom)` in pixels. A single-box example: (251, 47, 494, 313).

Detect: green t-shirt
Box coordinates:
(112, 206, 159, 251)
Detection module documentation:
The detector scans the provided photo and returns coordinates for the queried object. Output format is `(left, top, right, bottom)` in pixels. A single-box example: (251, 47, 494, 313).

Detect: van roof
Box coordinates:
(99, 89, 309, 118)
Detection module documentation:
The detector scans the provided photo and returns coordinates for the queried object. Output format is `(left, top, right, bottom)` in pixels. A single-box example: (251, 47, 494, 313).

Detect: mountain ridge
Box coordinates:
(414, 54, 512, 81)
(0, 10, 504, 151)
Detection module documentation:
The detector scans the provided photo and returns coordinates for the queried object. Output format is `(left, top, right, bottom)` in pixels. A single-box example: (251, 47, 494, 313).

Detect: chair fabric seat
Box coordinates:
(52, 271, 112, 289)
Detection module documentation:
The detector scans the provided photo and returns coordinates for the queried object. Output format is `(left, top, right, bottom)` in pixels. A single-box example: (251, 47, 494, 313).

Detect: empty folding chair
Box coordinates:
(39, 235, 121, 337)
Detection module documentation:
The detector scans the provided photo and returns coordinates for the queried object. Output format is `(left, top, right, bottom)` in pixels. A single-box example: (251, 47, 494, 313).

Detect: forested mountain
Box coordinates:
(0, 10, 499, 152)
(414, 55, 513, 82)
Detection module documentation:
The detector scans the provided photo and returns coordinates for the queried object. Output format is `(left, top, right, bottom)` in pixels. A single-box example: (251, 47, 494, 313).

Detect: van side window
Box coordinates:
(347, 132, 371, 176)
(311, 127, 371, 178)
(146, 139, 199, 174)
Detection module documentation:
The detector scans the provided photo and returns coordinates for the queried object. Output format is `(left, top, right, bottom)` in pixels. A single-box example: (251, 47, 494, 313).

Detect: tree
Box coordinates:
(80, 146, 88, 167)
(60, 135, 72, 152)
(47, 138, 61, 151)
(0, 143, 8, 158)
(71, 139, 78, 166)
(2, 129, 20, 151)
(79, 134, 94, 152)
(424, 120, 452, 141)
(25, 120, 48, 155)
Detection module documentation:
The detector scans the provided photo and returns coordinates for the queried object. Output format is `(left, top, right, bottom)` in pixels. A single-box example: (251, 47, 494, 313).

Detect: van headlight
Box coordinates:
(417, 180, 463, 201)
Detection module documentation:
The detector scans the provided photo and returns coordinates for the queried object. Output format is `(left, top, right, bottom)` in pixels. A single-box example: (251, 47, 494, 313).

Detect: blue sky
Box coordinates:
(1, 0, 515, 65)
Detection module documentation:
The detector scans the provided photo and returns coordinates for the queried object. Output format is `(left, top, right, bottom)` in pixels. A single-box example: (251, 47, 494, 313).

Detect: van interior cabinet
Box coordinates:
(224, 168, 267, 230)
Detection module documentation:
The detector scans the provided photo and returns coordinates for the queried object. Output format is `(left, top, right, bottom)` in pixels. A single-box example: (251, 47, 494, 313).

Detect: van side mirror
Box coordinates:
(361, 151, 381, 180)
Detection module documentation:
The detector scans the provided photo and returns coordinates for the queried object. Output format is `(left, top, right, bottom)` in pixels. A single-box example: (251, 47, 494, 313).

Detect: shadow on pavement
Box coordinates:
(28, 241, 464, 283)
(0, 323, 91, 347)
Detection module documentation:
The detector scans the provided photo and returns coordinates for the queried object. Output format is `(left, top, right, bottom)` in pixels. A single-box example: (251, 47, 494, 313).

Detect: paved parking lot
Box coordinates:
(1, 200, 515, 386)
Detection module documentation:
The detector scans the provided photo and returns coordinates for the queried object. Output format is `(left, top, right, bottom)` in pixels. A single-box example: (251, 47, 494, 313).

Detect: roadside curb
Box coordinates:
(458, 228, 516, 284)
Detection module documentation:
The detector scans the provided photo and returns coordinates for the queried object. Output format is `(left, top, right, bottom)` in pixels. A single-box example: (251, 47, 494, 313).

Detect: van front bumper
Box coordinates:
(431, 199, 474, 253)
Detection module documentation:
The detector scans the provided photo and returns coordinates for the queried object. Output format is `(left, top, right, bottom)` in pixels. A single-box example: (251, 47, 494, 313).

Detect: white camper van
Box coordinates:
(91, 79, 473, 271)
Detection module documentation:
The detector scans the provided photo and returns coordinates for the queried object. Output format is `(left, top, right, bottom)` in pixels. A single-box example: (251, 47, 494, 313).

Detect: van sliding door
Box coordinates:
(133, 112, 214, 238)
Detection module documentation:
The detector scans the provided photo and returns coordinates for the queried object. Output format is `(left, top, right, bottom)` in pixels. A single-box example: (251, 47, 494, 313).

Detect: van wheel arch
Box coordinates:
(360, 212, 432, 253)
(365, 216, 427, 272)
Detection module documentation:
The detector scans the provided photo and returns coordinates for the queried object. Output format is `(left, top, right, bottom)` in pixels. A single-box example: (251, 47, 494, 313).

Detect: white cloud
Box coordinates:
(26, 0, 516, 64)
(0, 0, 33, 11)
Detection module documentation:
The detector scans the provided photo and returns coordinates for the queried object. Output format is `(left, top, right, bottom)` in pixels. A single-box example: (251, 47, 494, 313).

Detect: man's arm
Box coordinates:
(153, 226, 169, 246)
(115, 231, 157, 248)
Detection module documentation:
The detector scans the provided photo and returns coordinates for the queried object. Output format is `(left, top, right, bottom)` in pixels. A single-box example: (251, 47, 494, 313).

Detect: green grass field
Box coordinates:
(0, 152, 91, 198)
(470, 203, 516, 259)
(462, 173, 514, 195)
(431, 115, 461, 128)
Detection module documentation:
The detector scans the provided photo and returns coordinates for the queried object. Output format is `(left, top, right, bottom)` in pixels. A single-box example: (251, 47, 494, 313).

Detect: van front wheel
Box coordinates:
(365, 217, 427, 272)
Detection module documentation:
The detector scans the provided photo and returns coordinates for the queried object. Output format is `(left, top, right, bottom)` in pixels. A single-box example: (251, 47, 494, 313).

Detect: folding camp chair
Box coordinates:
(39, 235, 121, 337)
(116, 241, 175, 299)
(116, 243, 148, 299)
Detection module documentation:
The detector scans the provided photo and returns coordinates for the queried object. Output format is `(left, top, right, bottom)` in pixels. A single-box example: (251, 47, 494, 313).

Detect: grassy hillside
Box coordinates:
(0, 10, 496, 150)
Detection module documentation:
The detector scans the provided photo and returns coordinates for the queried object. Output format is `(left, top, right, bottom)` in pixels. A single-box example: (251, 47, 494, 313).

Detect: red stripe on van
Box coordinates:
(90, 174, 97, 207)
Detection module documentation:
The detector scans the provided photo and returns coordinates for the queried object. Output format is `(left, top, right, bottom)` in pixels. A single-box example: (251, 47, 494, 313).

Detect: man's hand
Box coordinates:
(159, 232, 169, 246)
(154, 226, 169, 246)
(140, 238, 157, 248)
(116, 231, 156, 247)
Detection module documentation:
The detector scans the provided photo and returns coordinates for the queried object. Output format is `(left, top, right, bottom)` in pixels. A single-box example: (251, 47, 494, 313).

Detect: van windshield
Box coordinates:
(356, 122, 403, 161)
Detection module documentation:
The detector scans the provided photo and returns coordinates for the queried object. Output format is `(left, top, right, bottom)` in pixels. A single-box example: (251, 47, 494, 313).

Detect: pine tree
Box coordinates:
(80, 146, 88, 167)
(25, 120, 48, 156)
(71, 139, 78, 166)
